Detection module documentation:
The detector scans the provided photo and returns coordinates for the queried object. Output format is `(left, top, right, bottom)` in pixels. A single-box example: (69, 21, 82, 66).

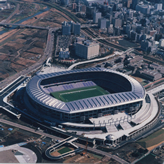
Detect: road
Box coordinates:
(0, 22, 49, 30)
(0, 76, 27, 118)
(98, 39, 127, 51)
(4, 4, 20, 23)
(0, 118, 129, 164)
(67, 54, 116, 70)
(67, 48, 133, 70)
(76, 142, 129, 164)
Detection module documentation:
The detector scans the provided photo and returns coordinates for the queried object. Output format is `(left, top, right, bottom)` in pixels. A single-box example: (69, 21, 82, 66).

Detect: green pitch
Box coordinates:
(58, 147, 72, 154)
(50, 86, 108, 102)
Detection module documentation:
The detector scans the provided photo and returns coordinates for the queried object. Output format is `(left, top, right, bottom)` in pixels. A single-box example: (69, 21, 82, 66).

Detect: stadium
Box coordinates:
(24, 67, 159, 144)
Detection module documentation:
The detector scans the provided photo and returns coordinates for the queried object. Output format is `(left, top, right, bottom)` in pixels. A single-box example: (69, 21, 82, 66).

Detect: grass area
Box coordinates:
(136, 153, 157, 164)
(50, 86, 108, 102)
(137, 129, 164, 149)
(92, 153, 103, 160)
(58, 147, 72, 154)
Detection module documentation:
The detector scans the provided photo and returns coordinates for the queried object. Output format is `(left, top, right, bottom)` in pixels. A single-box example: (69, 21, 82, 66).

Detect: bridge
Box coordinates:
(0, 23, 49, 30)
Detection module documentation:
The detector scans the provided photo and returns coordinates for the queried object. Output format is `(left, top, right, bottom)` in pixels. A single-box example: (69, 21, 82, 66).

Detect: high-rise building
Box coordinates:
(136, 4, 151, 15)
(68, 21, 74, 33)
(93, 12, 102, 24)
(159, 39, 164, 47)
(80, 5, 86, 12)
(62, 21, 81, 35)
(132, 0, 139, 9)
(155, 3, 162, 10)
(106, 20, 110, 28)
(86, 6, 96, 19)
(72, 3, 77, 10)
(61, 0, 69, 6)
(127, 0, 132, 8)
(113, 18, 122, 28)
(73, 23, 81, 35)
(62, 21, 71, 35)
(98, 18, 107, 29)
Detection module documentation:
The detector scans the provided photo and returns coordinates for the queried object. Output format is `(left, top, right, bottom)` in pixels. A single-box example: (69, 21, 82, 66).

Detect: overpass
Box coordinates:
(67, 48, 134, 70)
(0, 23, 49, 30)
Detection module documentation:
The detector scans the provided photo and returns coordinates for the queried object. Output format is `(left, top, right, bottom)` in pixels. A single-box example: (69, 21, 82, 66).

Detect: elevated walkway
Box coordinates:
(132, 98, 151, 124)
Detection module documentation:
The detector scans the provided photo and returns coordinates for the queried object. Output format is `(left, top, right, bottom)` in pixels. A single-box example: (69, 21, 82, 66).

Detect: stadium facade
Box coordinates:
(26, 68, 145, 123)
(24, 67, 159, 145)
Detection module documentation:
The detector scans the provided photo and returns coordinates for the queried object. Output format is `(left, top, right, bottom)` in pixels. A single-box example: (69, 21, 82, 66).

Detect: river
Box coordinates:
(0, 7, 50, 35)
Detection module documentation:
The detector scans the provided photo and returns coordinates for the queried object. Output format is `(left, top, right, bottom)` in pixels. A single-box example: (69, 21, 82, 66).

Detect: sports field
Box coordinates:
(50, 86, 109, 102)
(50, 146, 73, 157)
(58, 147, 72, 154)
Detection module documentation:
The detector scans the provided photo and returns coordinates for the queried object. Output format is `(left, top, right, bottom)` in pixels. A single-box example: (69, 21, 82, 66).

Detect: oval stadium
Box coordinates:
(24, 67, 159, 145)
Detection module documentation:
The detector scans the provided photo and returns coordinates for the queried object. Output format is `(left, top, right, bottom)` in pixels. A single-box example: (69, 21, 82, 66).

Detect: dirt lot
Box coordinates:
(0, 28, 47, 80)
(0, 123, 40, 146)
(0, 0, 78, 82)
(34, 8, 70, 28)
(63, 152, 119, 164)
(0, 8, 15, 22)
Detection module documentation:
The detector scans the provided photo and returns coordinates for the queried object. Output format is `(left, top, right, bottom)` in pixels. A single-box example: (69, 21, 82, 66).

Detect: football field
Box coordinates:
(50, 86, 108, 102)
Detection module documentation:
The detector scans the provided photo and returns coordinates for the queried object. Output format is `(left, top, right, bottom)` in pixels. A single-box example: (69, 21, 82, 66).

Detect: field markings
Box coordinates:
(60, 88, 97, 96)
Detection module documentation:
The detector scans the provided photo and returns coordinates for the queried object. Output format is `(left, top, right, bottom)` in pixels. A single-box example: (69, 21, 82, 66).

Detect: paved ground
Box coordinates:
(0, 143, 37, 163)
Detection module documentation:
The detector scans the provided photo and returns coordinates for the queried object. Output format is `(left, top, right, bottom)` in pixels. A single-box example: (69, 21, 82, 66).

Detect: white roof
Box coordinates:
(26, 68, 145, 114)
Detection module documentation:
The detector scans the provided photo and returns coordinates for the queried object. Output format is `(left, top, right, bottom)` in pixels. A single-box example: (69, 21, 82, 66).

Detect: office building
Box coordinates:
(75, 40, 99, 59)
(73, 23, 81, 35)
(62, 21, 71, 35)
(93, 12, 102, 24)
(98, 18, 107, 29)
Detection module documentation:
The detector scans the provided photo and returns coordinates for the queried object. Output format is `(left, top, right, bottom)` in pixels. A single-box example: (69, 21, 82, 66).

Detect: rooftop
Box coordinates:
(26, 68, 145, 114)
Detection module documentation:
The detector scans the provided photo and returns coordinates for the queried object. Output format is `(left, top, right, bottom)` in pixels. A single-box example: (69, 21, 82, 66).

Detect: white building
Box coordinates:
(155, 3, 162, 11)
(98, 18, 107, 29)
(75, 40, 99, 59)
(136, 4, 152, 15)
(93, 12, 101, 24)
(159, 39, 164, 48)
(59, 48, 70, 59)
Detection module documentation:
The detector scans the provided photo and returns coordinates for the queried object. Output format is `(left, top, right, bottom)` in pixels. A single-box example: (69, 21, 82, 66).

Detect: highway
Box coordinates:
(0, 118, 129, 164)
(67, 54, 116, 70)
(0, 76, 28, 118)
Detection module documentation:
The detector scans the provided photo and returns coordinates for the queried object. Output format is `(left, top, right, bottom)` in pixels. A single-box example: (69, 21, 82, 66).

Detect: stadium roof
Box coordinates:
(26, 68, 145, 114)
